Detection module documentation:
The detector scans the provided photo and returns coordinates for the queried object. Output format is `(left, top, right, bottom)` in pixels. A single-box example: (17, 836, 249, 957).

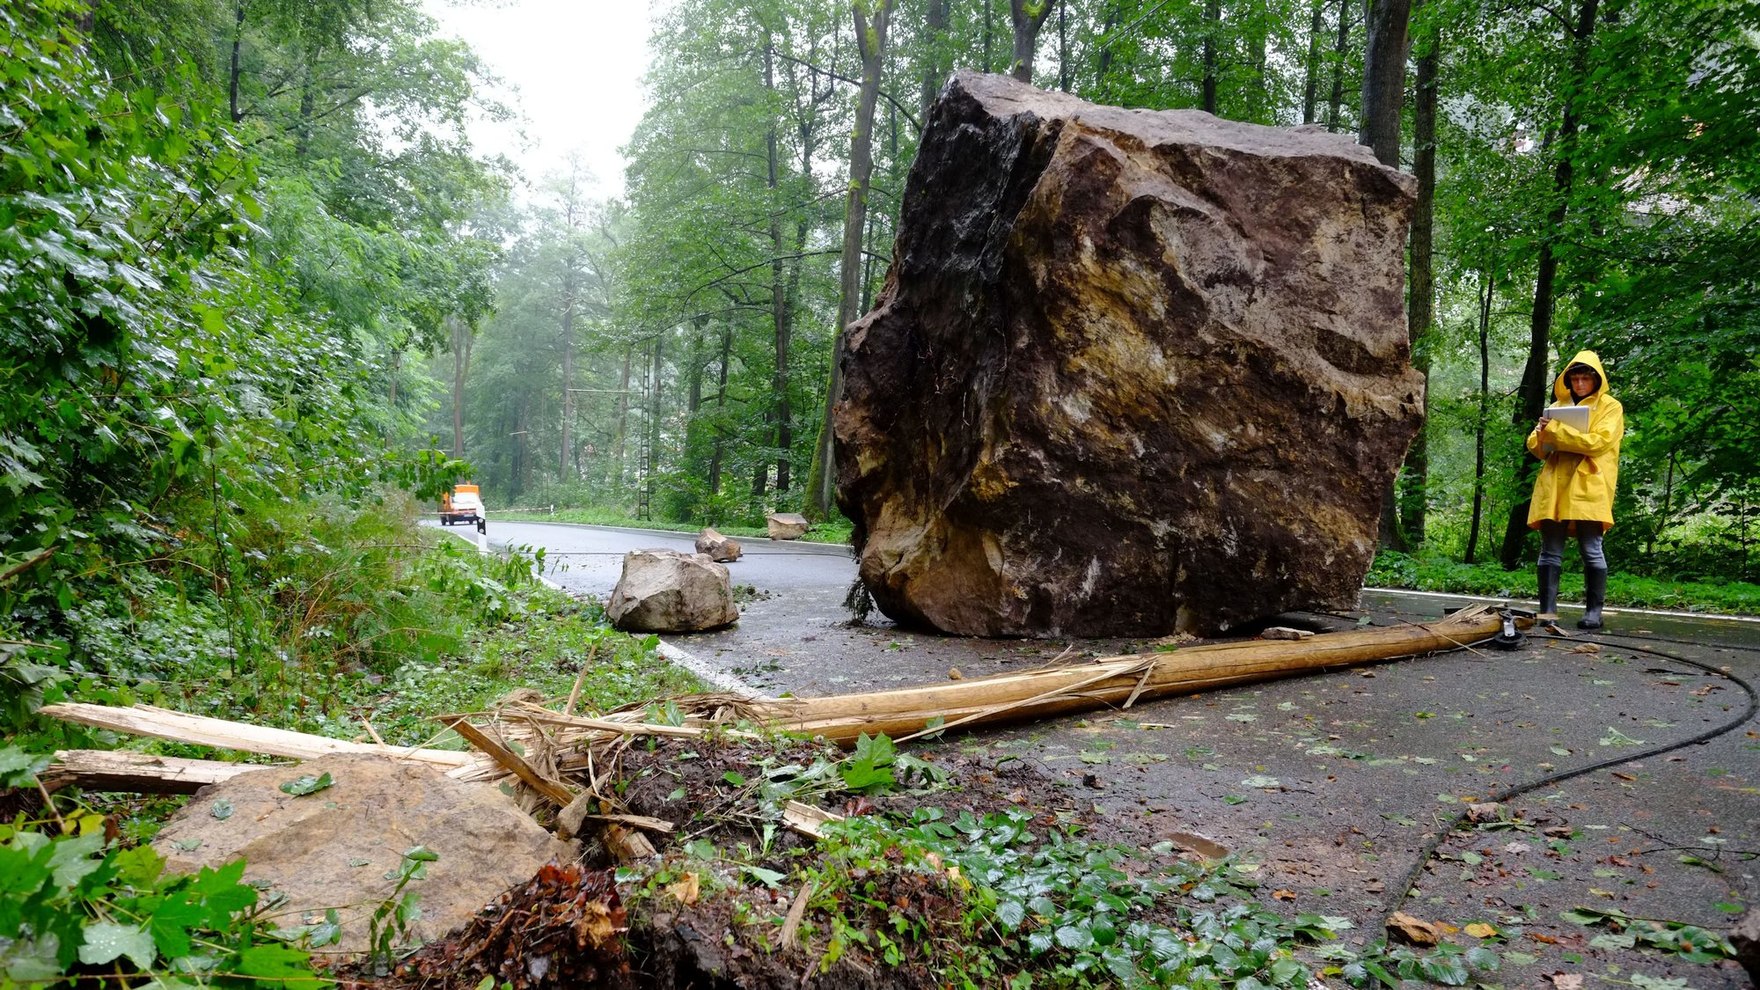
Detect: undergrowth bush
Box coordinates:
(1368, 550, 1760, 615)
(5, 493, 702, 753)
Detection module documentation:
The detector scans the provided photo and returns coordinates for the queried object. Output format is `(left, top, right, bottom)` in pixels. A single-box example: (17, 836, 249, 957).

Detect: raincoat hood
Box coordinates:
(1554, 350, 1609, 403)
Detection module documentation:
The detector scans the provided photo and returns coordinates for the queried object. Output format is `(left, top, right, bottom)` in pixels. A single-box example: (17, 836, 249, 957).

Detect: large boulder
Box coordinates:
(834, 72, 1423, 637)
(607, 549, 739, 632)
(153, 754, 572, 957)
(765, 512, 810, 541)
(694, 527, 743, 562)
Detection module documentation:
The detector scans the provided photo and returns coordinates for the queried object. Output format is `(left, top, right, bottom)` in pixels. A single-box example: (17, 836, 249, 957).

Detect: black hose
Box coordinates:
(1378, 631, 1760, 927)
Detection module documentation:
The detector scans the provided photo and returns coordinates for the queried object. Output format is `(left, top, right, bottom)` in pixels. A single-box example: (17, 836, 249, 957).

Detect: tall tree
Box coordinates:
(807, 0, 892, 520)
(1009, 0, 1055, 82)
(1497, 0, 1602, 569)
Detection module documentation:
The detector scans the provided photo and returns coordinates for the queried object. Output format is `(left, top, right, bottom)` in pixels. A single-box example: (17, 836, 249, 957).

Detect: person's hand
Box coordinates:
(1533, 415, 1551, 435)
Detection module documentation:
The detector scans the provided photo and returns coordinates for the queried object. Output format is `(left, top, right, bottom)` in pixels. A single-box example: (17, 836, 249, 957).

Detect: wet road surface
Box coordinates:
(452, 520, 1760, 987)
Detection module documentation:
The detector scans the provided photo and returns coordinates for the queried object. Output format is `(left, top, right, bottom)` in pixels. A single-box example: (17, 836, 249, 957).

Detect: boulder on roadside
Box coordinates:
(694, 527, 743, 562)
(607, 549, 739, 632)
(766, 513, 810, 541)
(833, 72, 1423, 636)
(152, 753, 572, 957)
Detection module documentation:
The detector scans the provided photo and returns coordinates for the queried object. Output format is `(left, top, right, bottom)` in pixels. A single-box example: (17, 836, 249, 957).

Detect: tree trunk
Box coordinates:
(1466, 261, 1495, 564)
(1302, 0, 1326, 123)
(807, 0, 890, 521)
(229, 2, 245, 123)
(1009, 0, 1055, 83)
(1358, 0, 1411, 167)
(762, 38, 794, 499)
(708, 322, 732, 496)
(1360, 0, 1412, 549)
(1403, 21, 1438, 545)
(612, 346, 632, 487)
(984, 0, 995, 73)
(1201, 0, 1222, 114)
(1325, 0, 1352, 132)
(1096, 2, 1118, 90)
(647, 334, 663, 515)
(450, 315, 472, 458)
(922, 0, 949, 115)
(1498, 0, 1600, 569)
(1058, 2, 1070, 91)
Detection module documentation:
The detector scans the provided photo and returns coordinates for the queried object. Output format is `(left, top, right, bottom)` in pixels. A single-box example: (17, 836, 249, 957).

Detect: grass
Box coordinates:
(1368, 550, 1760, 616)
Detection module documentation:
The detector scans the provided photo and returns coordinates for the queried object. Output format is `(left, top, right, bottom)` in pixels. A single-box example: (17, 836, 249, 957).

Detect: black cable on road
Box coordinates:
(1378, 630, 1760, 929)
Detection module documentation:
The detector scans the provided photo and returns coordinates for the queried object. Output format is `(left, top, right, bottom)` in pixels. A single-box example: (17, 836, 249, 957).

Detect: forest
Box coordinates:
(2, 0, 1758, 986)
(435, 0, 1760, 591)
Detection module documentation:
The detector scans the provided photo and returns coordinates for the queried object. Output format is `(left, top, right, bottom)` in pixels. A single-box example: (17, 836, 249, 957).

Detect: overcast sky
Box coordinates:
(424, 0, 654, 201)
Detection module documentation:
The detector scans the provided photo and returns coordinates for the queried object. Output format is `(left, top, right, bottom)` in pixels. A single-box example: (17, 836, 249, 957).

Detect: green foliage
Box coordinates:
(1558, 906, 1736, 965)
(800, 807, 1376, 988)
(0, 756, 326, 988)
(1368, 549, 1760, 614)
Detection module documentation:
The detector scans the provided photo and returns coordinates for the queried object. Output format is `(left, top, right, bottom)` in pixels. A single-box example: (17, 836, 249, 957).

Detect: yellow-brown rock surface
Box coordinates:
(834, 72, 1422, 636)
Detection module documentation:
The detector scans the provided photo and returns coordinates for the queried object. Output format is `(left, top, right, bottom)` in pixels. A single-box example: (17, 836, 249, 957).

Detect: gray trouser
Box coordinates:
(1538, 520, 1606, 569)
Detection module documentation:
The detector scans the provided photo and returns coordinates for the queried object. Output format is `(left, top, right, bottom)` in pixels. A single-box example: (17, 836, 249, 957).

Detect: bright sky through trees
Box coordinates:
(424, 0, 653, 199)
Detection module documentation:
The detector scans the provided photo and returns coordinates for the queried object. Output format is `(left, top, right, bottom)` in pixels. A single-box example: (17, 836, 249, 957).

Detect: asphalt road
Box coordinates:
(445, 519, 1760, 986)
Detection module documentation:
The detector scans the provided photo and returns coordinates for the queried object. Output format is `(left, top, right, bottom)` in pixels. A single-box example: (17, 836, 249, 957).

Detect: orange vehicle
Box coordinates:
(440, 484, 485, 531)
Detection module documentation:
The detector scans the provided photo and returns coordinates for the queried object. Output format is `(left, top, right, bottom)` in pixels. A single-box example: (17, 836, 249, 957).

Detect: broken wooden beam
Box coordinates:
(43, 750, 273, 794)
(443, 717, 573, 806)
(39, 703, 473, 768)
(758, 605, 1522, 745)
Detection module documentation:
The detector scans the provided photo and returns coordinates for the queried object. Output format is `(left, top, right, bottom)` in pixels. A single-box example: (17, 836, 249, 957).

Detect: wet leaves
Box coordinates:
(278, 771, 334, 797)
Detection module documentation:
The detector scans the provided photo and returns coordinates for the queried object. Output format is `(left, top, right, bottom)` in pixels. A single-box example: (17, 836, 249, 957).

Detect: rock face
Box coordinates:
(607, 549, 739, 632)
(153, 754, 572, 956)
(834, 72, 1423, 637)
(694, 527, 743, 562)
(765, 513, 810, 540)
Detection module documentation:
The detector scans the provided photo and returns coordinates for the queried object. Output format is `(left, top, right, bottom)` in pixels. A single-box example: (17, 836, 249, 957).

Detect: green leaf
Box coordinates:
(232, 941, 313, 980)
(741, 865, 785, 888)
(148, 893, 207, 958)
(210, 799, 234, 820)
(0, 746, 51, 788)
(79, 922, 157, 970)
(278, 771, 334, 796)
(1054, 924, 1094, 951)
(45, 832, 106, 889)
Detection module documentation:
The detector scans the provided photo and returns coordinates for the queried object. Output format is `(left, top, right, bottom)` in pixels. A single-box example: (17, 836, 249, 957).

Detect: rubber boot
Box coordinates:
(1578, 566, 1607, 630)
(1536, 563, 1561, 631)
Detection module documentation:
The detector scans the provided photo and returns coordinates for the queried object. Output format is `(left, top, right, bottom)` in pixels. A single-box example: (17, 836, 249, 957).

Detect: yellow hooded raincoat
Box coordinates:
(1525, 350, 1623, 533)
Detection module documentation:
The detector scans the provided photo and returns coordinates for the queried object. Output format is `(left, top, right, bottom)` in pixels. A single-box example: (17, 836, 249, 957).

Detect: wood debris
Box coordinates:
(34, 606, 1521, 857)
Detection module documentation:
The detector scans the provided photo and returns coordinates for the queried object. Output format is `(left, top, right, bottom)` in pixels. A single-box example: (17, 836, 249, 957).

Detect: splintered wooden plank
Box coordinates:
(758, 606, 1517, 744)
(44, 750, 274, 794)
(443, 717, 574, 806)
(38, 703, 472, 767)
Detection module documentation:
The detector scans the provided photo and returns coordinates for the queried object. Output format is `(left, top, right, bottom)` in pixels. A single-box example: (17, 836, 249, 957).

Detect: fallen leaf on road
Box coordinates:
(1549, 974, 1584, 989)
(1164, 832, 1230, 859)
(1568, 643, 1601, 654)
(1467, 802, 1504, 823)
(1465, 922, 1498, 938)
(1504, 841, 1531, 855)
(1387, 912, 1440, 946)
(947, 668, 963, 680)
(1529, 933, 1560, 944)
(1273, 889, 1296, 901)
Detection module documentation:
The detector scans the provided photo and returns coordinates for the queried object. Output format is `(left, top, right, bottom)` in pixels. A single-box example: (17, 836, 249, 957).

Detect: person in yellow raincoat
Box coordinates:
(1526, 350, 1624, 630)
